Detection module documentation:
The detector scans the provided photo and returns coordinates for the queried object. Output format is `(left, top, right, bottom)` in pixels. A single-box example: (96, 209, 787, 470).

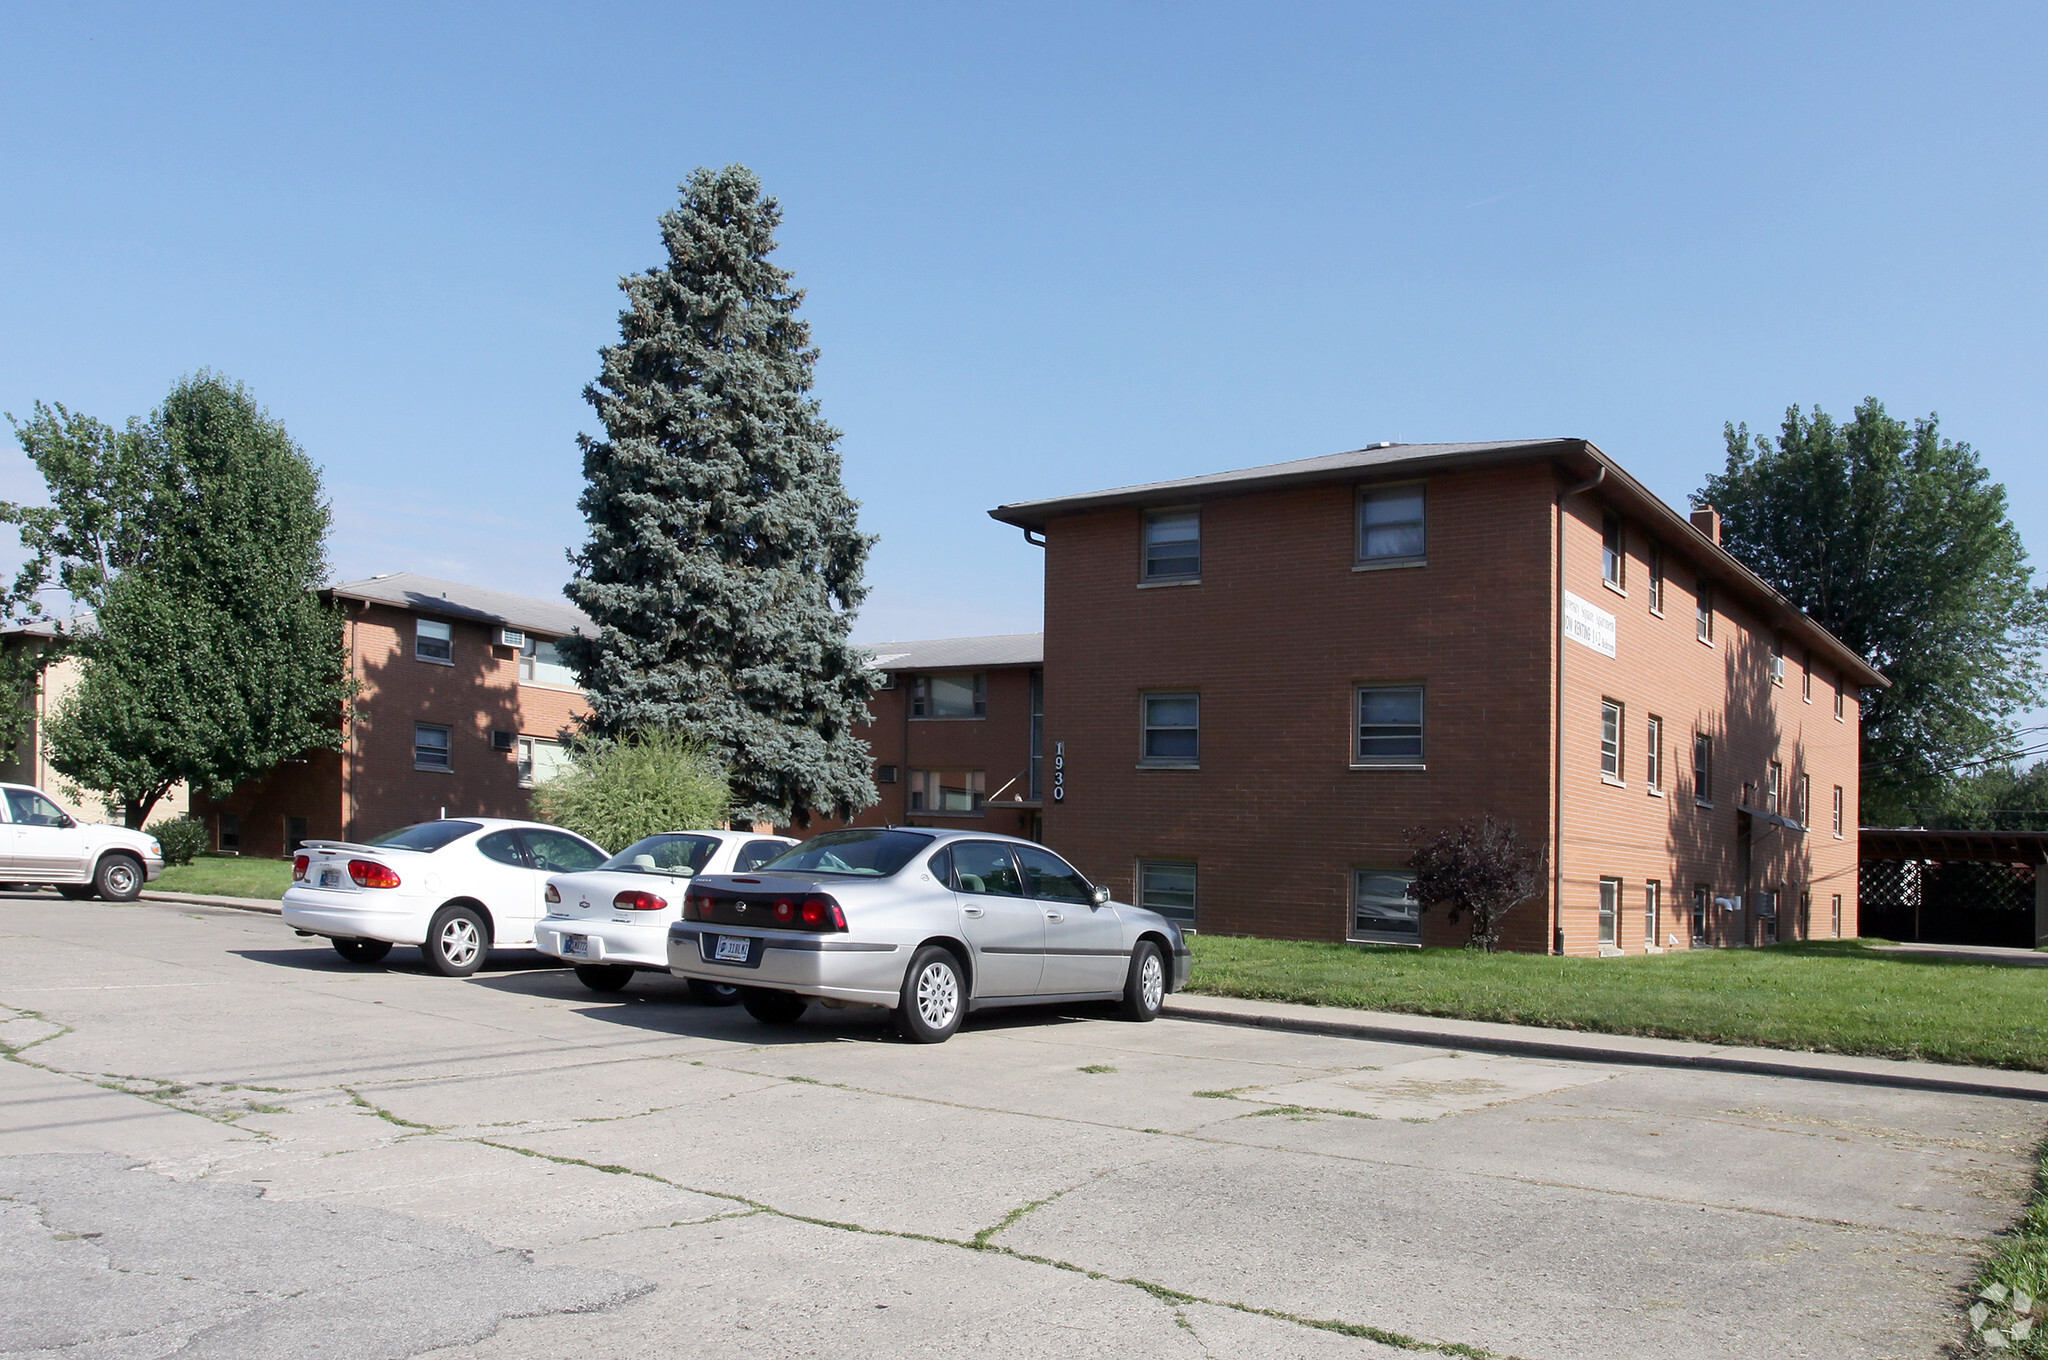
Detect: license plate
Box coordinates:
(319, 869, 341, 888)
(713, 936, 751, 963)
(561, 935, 587, 958)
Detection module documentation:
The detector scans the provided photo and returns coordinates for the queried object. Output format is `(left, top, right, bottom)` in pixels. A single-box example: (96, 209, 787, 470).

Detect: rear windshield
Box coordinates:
(755, 829, 934, 878)
(601, 834, 720, 875)
(369, 821, 483, 853)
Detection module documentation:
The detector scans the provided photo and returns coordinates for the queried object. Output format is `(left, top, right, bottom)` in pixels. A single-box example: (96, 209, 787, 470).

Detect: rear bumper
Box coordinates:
(535, 917, 668, 969)
(281, 887, 431, 946)
(667, 925, 905, 1006)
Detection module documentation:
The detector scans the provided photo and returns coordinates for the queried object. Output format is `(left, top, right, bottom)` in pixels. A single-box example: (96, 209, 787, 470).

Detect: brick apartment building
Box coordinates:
(990, 439, 1886, 955)
(196, 574, 590, 858)
(811, 634, 1043, 840)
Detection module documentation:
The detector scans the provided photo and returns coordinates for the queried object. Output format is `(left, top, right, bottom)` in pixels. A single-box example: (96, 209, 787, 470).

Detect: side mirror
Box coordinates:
(59, 814, 76, 829)
(1091, 885, 1111, 907)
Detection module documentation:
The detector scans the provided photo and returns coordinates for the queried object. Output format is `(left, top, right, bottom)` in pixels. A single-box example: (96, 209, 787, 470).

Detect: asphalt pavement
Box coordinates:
(3, 895, 2040, 1359)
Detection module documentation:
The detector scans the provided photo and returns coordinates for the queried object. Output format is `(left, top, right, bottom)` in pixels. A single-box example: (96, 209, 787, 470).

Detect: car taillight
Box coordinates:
(799, 894, 846, 931)
(292, 855, 309, 881)
(614, 889, 667, 912)
(348, 859, 401, 889)
(545, 882, 561, 904)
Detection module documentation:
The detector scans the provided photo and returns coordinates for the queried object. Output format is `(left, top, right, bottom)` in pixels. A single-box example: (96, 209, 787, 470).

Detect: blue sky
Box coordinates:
(1, 3, 2042, 644)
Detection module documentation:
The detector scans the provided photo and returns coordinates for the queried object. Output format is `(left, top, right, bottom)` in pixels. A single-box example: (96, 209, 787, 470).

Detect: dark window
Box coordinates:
(754, 828, 933, 878)
(1647, 544, 1664, 613)
(1357, 485, 1426, 563)
(603, 834, 720, 875)
(285, 816, 308, 853)
(1142, 693, 1199, 765)
(1601, 515, 1624, 588)
(415, 723, 452, 771)
(949, 840, 1023, 896)
(1696, 582, 1714, 643)
(1029, 669, 1044, 800)
(371, 820, 483, 853)
(1692, 884, 1711, 945)
(734, 839, 791, 872)
(925, 846, 952, 884)
(876, 764, 899, 784)
(912, 673, 985, 718)
(1144, 509, 1201, 580)
(1351, 870, 1419, 940)
(415, 618, 453, 663)
(1693, 734, 1712, 803)
(477, 829, 530, 867)
(1355, 686, 1424, 765)
(523, 828, 605, 872)
(1140, 860, 1197, 924)
(5, 788, 68, 827)
(218, 813, 241, 853)
(1645, 716, 1663, 790)
(1016, 844, 1093, 904)
(1600, 700, 1623, 780)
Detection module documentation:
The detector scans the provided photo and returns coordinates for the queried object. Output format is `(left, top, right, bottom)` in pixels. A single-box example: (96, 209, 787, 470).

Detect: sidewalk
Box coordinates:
(142, 890, 281, 915)
(1163, 991, 2048, 1103)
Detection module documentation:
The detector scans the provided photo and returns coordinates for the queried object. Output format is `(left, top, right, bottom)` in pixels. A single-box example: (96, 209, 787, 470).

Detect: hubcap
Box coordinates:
(915, 961, 959, 1029)
(1140, 953, 1165, 1010)
(105, 864, 137, 894)
(440, 918, 481, 968)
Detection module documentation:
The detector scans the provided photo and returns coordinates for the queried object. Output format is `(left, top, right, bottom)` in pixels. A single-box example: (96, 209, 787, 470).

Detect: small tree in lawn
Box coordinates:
(1404, 815, 1546, 952)
(561, 165, 877, 828)
(530, 730, 729, 852)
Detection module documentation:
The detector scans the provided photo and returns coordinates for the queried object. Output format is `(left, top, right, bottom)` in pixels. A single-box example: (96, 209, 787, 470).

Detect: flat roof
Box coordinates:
(860, 633, 1043, 672)
(1861, 827, 2048, 863)
(989, 439, 1887, 691)
(327, 573, 593, 639)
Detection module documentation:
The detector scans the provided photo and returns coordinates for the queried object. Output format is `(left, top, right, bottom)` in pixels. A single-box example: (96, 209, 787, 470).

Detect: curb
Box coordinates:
(142, 891, 282, 916)
(1162, 994, 2048, 1104)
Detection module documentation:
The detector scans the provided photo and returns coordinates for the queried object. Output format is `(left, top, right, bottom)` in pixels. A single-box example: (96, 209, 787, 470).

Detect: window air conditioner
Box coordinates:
(497, 628, 526, 649)
(491, 730, 516, 752)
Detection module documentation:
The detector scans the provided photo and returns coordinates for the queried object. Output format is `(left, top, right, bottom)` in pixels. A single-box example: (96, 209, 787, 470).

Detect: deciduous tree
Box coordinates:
(561, 165, 877, 826)
(1404, 815, 1545, 952)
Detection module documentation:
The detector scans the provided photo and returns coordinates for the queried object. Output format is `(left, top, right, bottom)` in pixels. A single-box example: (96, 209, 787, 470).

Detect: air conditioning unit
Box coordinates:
(497, 628, 526, 649)
(491, 730, 516, 752)
(876, 764, 899, 784)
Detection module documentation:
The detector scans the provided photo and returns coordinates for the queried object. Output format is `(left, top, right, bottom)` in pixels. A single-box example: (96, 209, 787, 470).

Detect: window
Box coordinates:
(1143, 508, 1201, 581)
(735, 839, 790, 873)
(1646, 881, 1660, 946)
(1139, 860, 1197, 924)
(285, 816, 308, 853)
(1693, 734, 1713, 804)
(1599, 877, 1621, 946)
(1691, 884, 1710, 945)
(1799, 890, 1811, 941)
(1017, 844, 1093, 903)
(1799, 772, 1811, 826)
(912, 673, 986, 718)
(1832, 785, 1844, 836)
(218, 813, 241, 853)
(1802, 651, 1813, 702)
(1647, 544, 1664, 613)
(876, 672, 896, 690)
(477, 829, 528, 867)
(1355, 686, 1424, 766)
(1758, 889, 1779, 944)
(1834, 681, 1845, 721)
(1601, 515, 1625, 589)
(1696, 581, 1714, 644)
(876, 763, 899, 785)
(603, 833, 721, 875)
(5, 788, 68, 827)
(909, 769, 984, 814)
(1831, 893, 1842, 938)
(415, 723, 452, 771)
(416, 618, 453, 663)
(1767, 760, 1783, 814)
(1142, 692, 1199, 766)
(1645, 715, 1663, 792)
(1600, 699, 1623, 781)
(1769, 635, 1785, 685)
(520, 637, 577, 686)
(1351, 869, 1419, 942)
(950, 840, 1023, 896)
(1356, 484, 1426, 564)
(523, 828, 605, 873)
(1029, 669, 1044, 800)
(517, 736, 567, 787)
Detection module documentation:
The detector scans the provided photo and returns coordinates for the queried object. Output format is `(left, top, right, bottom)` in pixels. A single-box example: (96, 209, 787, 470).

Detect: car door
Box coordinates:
(6, 788, 87, 880)
(469, 829, 547, 944)
(1019, 844, 1127, 994)
(515, 829, 608, 940)
(948, 840, 1044, 999)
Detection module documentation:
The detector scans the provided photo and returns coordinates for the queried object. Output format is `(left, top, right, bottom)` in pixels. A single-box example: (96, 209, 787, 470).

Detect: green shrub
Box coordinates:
(145, 814, 208, 867)
(531, 731, 731, 851)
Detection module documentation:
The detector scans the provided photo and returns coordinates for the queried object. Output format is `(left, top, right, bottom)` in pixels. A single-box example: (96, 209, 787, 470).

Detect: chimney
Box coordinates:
(1691, 505, 1721, 544)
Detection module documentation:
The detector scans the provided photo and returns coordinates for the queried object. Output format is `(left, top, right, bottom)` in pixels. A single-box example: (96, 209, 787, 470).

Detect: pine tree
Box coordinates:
(561, 165, 878, 827)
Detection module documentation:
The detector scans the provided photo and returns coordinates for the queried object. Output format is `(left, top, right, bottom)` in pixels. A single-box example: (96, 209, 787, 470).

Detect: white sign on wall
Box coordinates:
(1562, 591, 1617, 659)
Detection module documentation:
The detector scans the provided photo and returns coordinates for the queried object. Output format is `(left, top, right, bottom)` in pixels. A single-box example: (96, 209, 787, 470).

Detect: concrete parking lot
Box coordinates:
(3, 896, 2040, 1359)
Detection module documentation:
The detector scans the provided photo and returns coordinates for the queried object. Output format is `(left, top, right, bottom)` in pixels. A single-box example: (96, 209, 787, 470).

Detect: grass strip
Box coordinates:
(153, 856, 295, 900)
(1185, 935, 2048, 1071)
(1968, 1135, 2048, 1354)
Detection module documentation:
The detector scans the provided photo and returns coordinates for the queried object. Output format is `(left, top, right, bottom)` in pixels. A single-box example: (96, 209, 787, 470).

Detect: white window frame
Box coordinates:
(1646, 543, 1664, 614)
(1138, 859, 1198, 925)
(414, 723, 452, 772)
(1696, 581, 1714, 645)
(1832, 785, 1844, 837)
(1142, 507, 1202, 583)
(1353, 685, 1425, 768)
(1600, 699, 1623, 783)
(1599, 876, 1621, 947)
(1645, 715, 1663, 793)
(1768, 635, 1785, 685)
(1601, 514, 1625, 592)
(1693, 733, 1713, 805)
(908, 768, 986, 815)
(1645, 880, 1660, 945)
(517, 735, 566, 788)
(1354, 482, 1427, 568)
(415, 618, 453, 665)
(1140, 691, 1200, 768)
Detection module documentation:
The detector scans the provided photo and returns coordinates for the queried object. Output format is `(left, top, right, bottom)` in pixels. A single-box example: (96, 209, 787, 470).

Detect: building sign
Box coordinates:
(1052, 742, 1066, 802)
(1563, 591, 1617, 658)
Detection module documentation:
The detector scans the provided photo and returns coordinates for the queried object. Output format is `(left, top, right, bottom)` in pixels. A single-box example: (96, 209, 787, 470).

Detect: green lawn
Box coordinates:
(1186, 934, 2048, 1072)
(152, 856, 295, 900)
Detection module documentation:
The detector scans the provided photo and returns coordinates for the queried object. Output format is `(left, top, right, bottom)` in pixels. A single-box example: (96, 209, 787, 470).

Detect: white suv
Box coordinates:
(0, 783, 164, 901)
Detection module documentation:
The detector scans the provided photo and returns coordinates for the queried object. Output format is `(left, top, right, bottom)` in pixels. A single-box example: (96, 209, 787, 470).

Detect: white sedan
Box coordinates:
(536, 829, 794, 1000)
(283, 818, 608, 975)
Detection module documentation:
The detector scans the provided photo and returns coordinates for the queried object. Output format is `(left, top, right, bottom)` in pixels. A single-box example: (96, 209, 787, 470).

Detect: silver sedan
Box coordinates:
(666, 827, 1191, 1043)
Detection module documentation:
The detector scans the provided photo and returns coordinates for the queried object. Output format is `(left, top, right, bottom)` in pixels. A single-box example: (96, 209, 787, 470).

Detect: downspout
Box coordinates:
(1554, 464, 1606, 955)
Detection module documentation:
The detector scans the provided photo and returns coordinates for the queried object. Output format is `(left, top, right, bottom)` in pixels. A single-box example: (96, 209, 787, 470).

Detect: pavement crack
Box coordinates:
(341, 1089, 442, 1132)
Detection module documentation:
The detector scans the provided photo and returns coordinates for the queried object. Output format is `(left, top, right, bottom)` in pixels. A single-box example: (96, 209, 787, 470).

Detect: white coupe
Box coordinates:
(283, 818, 608, 975)
(536, 829, 794, 1000)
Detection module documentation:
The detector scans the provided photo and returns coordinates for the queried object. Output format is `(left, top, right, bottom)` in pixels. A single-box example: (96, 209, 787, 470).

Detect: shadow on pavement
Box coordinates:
(228, 946, 568, 978)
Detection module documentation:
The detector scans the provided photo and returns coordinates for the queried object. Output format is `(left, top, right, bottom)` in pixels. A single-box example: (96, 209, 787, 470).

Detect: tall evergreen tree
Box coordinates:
(2, 375, 350, 826)
(561, 165, 878, 826)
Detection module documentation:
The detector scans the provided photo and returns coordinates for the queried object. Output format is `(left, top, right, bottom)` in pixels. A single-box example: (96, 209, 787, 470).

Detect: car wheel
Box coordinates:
(333, 937, 392, 964)
(894, 945, 965, 1044)
(422, 905, 488, 977)
(574, 964, 634, 993)
(94, 854, 144, 903)
(739, 987, 808, 1025)
(687, 978, 742, 1007)
(1119, 941, 1166, 1022)
(56, 885, 96, 900)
